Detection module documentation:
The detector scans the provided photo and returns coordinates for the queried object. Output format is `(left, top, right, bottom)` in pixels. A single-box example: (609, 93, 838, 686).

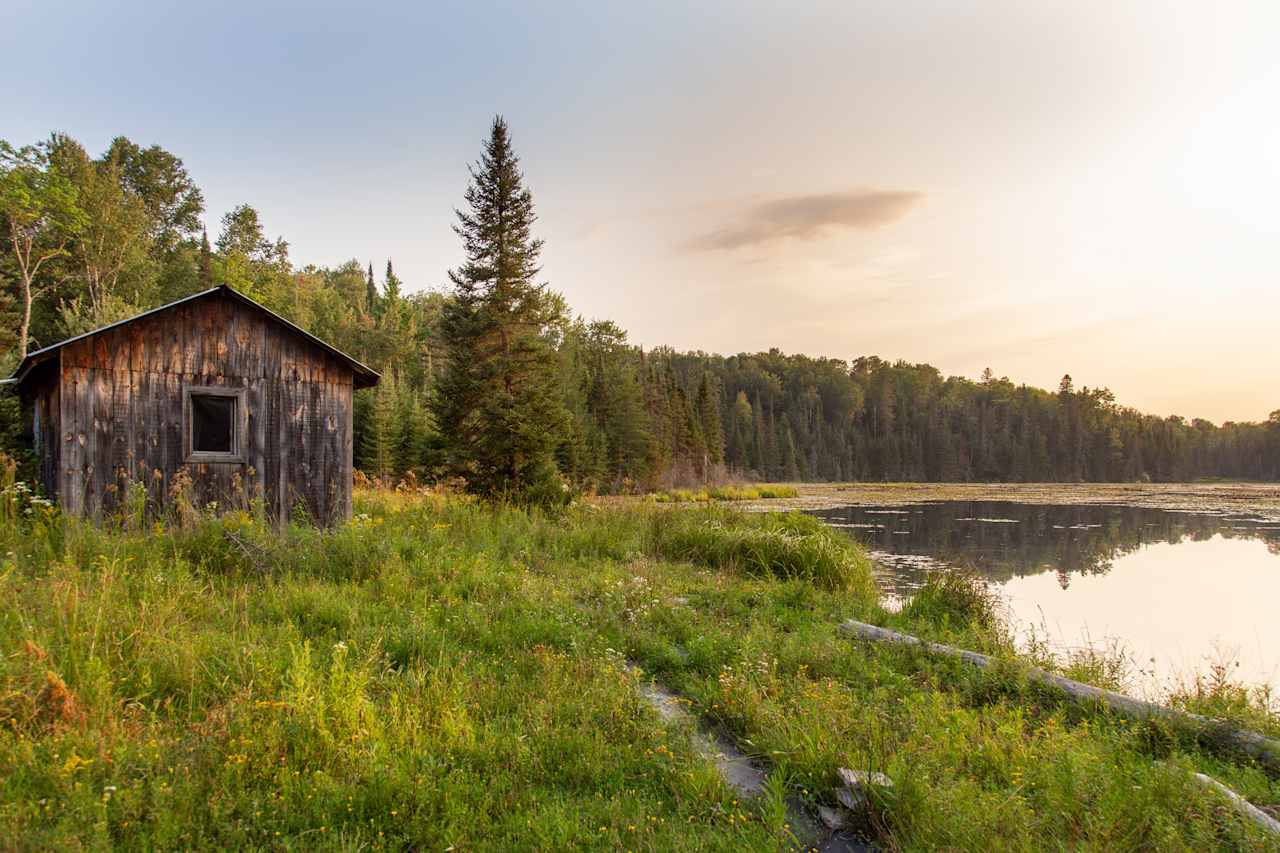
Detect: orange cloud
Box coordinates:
(686, 190, 925, 251)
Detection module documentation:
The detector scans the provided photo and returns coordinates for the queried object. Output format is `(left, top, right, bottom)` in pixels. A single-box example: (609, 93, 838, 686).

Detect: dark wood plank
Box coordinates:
(47, 291, 360, 524)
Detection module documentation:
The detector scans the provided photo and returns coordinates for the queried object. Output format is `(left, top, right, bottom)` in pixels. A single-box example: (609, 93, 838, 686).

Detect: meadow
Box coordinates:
(1, 475, 1278, 849)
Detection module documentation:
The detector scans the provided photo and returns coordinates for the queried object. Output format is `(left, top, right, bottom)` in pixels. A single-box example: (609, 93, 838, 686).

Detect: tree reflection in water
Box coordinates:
(812, 501, 1280, 594)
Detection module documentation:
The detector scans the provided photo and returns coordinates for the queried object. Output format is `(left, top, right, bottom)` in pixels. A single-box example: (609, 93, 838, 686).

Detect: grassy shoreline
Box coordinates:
(652, 485, 800, 504)
(2, 489, 1278, 849)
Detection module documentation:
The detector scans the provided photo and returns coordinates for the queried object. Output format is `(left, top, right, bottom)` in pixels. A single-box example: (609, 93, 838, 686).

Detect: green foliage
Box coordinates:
(899, 570, 1007, 645)
(104, 136, 204, 253)
(0, 394, 35, 481)
(359, 372, 401, 480)
(654, 484, 799, 502)
(1168, 662, 1280, 740)
(1, 491, 1275, 849)
(433, 117, 568, 504)
(4, 126, 1277, 497)
(365, 261, 378, 316)
(647, 508, 878, 595)
(556, 318, 655, 491)
(0, 138, 86, 357)
(46, 134, 154, 332)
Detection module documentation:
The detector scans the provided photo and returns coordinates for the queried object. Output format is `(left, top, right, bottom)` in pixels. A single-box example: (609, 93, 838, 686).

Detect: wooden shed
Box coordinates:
(6, 284, 379, 524)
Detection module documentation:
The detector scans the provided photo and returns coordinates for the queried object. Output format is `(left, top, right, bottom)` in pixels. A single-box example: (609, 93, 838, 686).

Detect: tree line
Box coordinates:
(2, 123, 1278, 500)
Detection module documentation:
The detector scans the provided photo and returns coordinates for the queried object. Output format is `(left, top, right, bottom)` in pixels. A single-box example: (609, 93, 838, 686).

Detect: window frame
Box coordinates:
(183, 385, 247, 464)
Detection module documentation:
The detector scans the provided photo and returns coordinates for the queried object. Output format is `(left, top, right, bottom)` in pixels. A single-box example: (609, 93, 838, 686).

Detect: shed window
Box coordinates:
(184, 386, 245, 462)
(192, 394, 236, 453)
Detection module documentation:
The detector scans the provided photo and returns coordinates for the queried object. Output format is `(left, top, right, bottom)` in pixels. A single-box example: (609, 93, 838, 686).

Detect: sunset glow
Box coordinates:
(5, 0, 1278, 421)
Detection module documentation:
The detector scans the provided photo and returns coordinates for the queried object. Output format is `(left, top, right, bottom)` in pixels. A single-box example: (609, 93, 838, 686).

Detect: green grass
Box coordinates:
(1, 481, 1277, 850)
(647, 508, 878, 594)
(653, 484, 800, 503)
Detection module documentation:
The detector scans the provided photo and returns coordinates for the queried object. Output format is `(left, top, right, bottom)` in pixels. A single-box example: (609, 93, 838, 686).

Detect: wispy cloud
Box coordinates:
(686, 190, 925, 251)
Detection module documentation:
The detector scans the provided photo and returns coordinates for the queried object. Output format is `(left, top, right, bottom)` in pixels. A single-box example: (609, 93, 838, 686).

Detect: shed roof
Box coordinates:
(7, 284, 381, 392)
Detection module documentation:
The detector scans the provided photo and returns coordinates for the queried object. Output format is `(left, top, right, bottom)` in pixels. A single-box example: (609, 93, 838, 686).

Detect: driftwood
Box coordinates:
(839, 620, 1280, 776)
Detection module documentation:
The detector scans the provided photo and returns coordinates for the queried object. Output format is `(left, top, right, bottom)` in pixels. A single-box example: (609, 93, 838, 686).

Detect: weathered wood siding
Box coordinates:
(32, 370, 61, 500)
(56, 292, 354, 523)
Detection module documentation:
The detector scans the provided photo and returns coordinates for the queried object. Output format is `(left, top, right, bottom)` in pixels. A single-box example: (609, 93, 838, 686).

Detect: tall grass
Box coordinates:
(647, 508, 878, 597)
(1169, 662, 1280, 739)
(653, 484, 800, 503)
(0, 473, 1276, 850)
(898, 569, 1007, 647)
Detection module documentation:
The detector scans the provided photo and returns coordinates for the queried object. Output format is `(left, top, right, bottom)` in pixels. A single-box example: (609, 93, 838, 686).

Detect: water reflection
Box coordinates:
(812, 501, 1280, 595)
(812, 501, 1280, 698)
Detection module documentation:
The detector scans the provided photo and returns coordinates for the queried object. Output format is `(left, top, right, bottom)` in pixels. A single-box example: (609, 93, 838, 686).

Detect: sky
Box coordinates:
(4, 0, 1279, 423)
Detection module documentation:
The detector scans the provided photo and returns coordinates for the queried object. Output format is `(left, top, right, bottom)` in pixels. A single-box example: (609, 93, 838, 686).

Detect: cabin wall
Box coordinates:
(56, 294, 354, 523)
(33, 378, 60, 500)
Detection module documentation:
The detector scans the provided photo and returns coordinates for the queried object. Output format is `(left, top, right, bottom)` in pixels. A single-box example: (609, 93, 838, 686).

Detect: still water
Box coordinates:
(812, 501, 1280, 699)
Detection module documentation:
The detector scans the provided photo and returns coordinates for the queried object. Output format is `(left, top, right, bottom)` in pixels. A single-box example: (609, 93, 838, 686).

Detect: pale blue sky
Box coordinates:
(5, 1, 1279, 421)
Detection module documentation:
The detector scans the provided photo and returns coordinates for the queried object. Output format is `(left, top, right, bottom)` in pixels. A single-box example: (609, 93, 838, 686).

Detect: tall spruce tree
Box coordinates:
(366, 261, 378, 316)
(199, 228, 214, 287)
(361, 370, 399, 480)
(433, 116, 568, 503)
(695, 372, 725, 469)
(384, 259, 402, 302)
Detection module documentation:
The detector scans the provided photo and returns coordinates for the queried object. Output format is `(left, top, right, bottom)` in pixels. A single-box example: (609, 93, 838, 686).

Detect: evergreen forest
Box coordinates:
(3, 123, 1277, 497)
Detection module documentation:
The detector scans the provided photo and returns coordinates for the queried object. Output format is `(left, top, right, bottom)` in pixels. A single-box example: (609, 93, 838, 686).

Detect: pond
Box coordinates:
(811, 500, 1280, 701)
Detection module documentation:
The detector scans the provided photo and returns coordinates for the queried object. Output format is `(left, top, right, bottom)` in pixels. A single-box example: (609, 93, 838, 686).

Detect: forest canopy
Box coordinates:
(2, 128, 1278, 491)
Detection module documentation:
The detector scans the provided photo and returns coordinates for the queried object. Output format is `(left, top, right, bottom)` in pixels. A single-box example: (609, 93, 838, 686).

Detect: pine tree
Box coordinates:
(199, 228, 214, 287)
(752, 394, 767, 474)
(384, 260, 402, 302)
(695, 373, 725, 468)
(366, 262, 379, 316)
(729, 391, 753, 472)
(361, 371, 399, 481)
(395, 385, 432, 476)
(432, 116, 568, 503)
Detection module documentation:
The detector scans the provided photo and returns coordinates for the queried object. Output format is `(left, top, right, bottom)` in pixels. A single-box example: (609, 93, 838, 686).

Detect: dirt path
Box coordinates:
(628, 664, 872, 852)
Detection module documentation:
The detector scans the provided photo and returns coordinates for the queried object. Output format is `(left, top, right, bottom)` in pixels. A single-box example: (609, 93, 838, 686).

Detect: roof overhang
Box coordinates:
(7, 284, 381, 395)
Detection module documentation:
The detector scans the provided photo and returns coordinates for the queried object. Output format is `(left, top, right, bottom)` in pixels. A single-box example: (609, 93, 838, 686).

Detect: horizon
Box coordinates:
(5, 0, 1278, 424)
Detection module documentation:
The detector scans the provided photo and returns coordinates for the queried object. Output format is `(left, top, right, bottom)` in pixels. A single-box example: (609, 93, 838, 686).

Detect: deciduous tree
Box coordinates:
(0, 140, 84, 357)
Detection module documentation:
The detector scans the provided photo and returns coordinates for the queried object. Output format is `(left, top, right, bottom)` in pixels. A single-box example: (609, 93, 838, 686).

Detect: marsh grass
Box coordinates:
(647, 509, 877, 595)
(653, 484, 800, 503)
(0, 480, 1277, 850)
(1169, 663, 1280, 740)
(898, 569, 1008, 649)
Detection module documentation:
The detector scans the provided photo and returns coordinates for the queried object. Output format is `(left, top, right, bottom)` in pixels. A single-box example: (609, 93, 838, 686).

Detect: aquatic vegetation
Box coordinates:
(734, 481, 1280, 522)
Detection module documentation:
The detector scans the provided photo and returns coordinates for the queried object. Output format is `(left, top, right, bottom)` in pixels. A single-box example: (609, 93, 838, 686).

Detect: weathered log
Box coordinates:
(1186, 770, 1280, 838)
(839, 620, 1280, 775)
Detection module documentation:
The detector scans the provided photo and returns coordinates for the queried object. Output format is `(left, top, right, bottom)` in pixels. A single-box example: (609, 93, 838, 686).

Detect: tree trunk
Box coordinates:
(18, 280, 32, 359)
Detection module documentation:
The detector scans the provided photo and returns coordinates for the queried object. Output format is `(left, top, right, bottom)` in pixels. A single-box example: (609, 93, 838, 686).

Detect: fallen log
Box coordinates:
(1186, 770, 1280, 838)
(839, 620, 1280, 775)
